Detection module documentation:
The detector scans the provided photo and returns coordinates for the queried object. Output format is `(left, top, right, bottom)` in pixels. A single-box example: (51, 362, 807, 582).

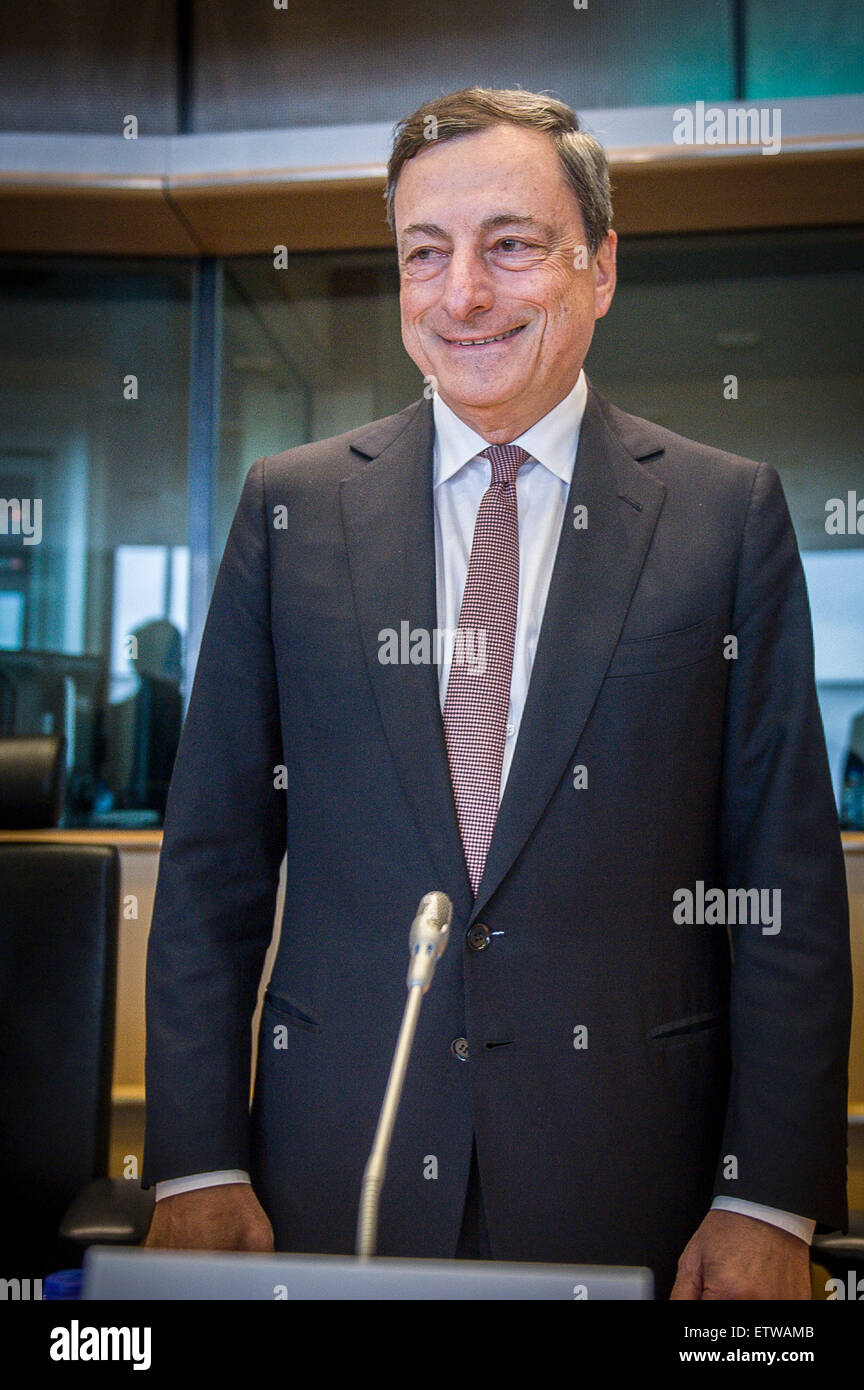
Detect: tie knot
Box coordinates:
(481, 443, 529, 489)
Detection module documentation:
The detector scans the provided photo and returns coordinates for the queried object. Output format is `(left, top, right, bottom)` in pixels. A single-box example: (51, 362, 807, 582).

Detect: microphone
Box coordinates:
(407, 890, 452, 991)
(356, 891, 453, 1259)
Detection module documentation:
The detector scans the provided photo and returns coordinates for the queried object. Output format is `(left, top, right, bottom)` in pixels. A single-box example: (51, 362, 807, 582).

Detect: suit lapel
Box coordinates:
(340, 398, 474, 917)
(340, 386, 668, 924)
(470, 385, 668, 919)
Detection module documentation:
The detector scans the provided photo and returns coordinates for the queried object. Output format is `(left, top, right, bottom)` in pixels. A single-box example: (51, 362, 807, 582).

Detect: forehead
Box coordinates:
(393, 123, 584, 233)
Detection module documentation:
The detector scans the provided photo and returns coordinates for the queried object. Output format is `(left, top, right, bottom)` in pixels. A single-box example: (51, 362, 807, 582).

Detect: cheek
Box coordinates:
(546, 285, 596, 340)
(399, 305, 433, 368)
(515, 266, 586, 323)
(400, 284, 435, 331)
(399, 299, 417, 341)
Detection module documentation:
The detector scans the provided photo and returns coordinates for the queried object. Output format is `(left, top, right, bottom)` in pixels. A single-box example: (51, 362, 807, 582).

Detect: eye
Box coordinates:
(496, 238, 530, 252)
(405, 246, 445, 263)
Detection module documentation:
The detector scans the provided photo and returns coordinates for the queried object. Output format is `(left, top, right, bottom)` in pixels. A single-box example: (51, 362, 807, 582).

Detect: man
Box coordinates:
(143, 87, 852, 1299)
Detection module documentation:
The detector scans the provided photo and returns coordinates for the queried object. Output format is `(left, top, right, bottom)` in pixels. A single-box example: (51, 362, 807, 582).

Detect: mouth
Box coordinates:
(440, 324, 527, 348)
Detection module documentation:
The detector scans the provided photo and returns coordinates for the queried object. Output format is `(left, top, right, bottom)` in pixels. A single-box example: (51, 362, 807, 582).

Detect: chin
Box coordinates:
(435, 370, 520, 402)
(439, 386, 513, 413)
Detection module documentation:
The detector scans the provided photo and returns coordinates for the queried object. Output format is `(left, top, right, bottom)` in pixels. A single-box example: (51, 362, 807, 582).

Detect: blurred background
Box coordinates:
(1, 1, 863, 826)
(0, 0, 862, 1285)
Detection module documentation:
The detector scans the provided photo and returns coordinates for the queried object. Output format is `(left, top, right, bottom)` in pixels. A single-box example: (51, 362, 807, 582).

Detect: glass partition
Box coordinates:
(1, 228, 860, 826)
(0, 257, 192, 826)
(218, 228, 864, 817)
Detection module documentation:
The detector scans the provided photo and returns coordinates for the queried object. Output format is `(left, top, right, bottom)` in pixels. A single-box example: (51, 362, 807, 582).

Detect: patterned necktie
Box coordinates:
(443, 443, 529, 894)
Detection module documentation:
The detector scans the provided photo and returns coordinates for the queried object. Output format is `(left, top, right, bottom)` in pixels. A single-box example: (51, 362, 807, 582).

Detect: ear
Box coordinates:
(593, 230, 617, 320)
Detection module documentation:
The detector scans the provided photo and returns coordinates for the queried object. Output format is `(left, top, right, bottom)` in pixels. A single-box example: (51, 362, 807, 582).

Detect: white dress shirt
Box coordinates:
(156, 371, 815, 1245)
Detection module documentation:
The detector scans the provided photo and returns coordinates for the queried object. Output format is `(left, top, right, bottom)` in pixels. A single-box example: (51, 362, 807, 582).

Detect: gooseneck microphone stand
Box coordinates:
(356, 891, 452, 1259)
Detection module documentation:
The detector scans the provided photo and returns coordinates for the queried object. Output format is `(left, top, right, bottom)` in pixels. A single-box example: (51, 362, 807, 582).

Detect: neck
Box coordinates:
(437, 376, 581, 444)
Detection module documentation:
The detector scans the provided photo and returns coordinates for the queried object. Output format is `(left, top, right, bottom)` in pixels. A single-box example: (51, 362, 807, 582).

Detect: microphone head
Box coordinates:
(416, 891, 452, 949)
(407, 891, 452, 990)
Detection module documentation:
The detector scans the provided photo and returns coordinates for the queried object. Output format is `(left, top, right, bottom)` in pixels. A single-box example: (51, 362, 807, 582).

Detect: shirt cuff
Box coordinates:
(711, 1196, 816, 1244)
(155, 1170, 252, 1202)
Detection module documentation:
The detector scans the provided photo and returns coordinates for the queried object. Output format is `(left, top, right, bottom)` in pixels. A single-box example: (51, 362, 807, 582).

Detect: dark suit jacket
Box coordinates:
(143, 381, 852, 1296)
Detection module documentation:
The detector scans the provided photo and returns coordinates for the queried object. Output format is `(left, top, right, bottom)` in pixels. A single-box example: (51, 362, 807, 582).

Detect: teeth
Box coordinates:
(454, 327, 520, 346)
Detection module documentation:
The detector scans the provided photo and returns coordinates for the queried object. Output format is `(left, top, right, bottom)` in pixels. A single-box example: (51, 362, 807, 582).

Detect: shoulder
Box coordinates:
(586, 383, 793, 545)
(590, 384, 767, 493)
(255, 397, 429, 488)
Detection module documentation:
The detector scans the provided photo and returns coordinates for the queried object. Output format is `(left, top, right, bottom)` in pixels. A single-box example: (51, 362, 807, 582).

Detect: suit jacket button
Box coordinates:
(466, 923, 491, 952)
(451, 1036, 469, 1061)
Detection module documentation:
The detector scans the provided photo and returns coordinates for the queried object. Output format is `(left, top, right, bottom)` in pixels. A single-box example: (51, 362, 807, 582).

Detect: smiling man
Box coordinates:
(396, 122, 614, 444)
(143, 88, 851, 1301)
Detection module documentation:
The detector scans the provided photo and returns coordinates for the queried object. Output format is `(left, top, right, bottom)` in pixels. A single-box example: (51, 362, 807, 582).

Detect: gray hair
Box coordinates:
(385, 86, 613, 256)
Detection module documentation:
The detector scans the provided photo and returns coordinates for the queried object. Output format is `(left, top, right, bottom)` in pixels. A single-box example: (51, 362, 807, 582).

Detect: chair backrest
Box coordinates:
(0, 841, 119, 1276)
(0, 733, 67, 828)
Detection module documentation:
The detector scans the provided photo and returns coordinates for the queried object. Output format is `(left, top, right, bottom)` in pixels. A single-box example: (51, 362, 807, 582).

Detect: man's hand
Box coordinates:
(670, 1209, 811, 1300)
(144, 1183, 275, 1252)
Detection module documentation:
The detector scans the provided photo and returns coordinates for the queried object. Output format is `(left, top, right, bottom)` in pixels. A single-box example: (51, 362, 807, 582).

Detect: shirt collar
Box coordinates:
(432, 369, 587, 487)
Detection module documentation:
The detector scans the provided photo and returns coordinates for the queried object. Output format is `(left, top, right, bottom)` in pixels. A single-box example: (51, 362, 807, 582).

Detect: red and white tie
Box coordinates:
(443, 443, 529, 894)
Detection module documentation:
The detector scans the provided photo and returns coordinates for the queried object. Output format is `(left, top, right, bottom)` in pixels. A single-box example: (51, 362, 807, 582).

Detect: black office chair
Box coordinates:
(0, 732, 67, 829)
(812, 1110, 864, 1290)
(0, 734, 153, 1278)
(812, 1213, 864, 1289)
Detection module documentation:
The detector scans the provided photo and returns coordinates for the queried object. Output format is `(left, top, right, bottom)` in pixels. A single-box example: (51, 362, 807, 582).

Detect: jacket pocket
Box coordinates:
(263, 988, 321, 1032)
(647, 1010, 725, 1042)
(606, 617, 719, 678)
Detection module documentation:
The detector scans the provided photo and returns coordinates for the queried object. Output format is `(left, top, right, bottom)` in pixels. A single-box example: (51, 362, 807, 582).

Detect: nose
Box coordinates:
(439, 245, 495, 323)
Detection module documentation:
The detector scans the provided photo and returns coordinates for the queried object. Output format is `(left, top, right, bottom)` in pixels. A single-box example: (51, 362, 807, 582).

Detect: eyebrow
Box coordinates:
(481, 213, 555, 237)
(400, 213, 555, 241)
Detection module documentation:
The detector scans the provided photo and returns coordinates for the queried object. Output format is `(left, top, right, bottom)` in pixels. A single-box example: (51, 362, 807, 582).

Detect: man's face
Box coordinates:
(394, 123, 617, 441)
